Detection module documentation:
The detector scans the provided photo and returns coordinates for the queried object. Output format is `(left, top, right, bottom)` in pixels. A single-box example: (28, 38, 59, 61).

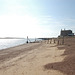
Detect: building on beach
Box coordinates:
(60, 29, 74, 37)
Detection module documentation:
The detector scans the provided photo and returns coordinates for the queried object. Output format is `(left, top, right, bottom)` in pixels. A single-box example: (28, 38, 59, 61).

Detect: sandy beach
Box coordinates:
(0, 37, 75, 75)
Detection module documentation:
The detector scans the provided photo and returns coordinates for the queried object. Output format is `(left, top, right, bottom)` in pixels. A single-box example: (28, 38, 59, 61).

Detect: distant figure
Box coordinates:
(26, 36, 28, 43)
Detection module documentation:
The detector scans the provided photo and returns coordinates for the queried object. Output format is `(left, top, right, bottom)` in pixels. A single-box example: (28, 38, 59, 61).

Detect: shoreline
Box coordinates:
(0, 40, 41, 51)
(0, 43, 41, 64)
(0, 38, 41, 50)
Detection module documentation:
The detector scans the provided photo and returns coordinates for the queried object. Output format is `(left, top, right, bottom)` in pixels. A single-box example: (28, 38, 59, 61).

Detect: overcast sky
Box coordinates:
(0, 0, 75, 38)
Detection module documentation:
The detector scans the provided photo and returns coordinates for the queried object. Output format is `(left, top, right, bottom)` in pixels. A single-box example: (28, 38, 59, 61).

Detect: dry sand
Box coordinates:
(44, 37, 75, 75)
(0, 39, 72, 75)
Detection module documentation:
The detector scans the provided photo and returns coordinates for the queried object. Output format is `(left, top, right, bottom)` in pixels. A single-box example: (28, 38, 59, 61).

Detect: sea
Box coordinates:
(0, 38, 41, 50)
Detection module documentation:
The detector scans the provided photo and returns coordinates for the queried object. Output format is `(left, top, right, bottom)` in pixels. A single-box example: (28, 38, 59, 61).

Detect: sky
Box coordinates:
(0, 0, 75, 38)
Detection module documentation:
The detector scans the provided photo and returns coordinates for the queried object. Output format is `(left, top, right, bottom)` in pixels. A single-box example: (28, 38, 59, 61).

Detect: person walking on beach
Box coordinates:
(26, 36, 28, 43)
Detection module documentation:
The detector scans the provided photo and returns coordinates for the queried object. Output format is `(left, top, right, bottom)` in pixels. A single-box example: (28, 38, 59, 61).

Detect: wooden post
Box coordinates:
(58, 40, 59, 45)
(62, 36, 64, 45)
(54, 39, 55, 43)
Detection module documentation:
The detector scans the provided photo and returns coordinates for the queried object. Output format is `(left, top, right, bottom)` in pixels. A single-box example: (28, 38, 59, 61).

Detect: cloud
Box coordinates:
(63, 18, 75, 22)
(38, 16, 65, 27)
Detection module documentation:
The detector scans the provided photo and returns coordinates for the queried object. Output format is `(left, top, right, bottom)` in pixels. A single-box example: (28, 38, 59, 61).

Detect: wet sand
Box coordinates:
(0, 39, 71, 75)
